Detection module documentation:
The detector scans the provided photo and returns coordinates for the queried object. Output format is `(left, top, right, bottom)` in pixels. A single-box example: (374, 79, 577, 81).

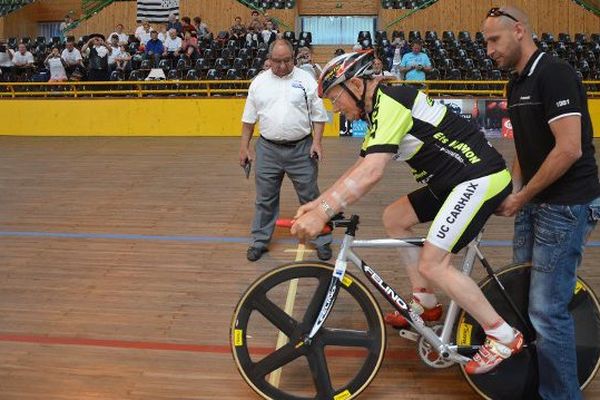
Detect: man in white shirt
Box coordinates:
(162, 29, 183, 58)
(108, 23, 129, 45)
(12, 43, 34, 81)
(107, 34, 122, 72)
(61, 40, 83, 78)
(0, 42, 14, 81)
(239, 39, 332, 262)
(135, 19, 152, 45)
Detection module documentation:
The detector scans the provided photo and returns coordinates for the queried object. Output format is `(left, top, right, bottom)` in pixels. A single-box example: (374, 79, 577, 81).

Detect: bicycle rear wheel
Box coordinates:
(456, 263, 600, 399)
(230, 262, 386, 400)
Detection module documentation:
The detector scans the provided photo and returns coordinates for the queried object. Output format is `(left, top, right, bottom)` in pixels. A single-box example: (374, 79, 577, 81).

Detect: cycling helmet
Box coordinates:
(318, 49, 376, 97)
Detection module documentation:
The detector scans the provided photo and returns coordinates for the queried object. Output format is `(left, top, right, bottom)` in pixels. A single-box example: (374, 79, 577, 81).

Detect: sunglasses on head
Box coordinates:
(487, 7, 519, 23)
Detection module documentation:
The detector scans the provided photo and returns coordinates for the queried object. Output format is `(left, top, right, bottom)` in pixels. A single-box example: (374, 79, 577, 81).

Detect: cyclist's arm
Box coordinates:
(294, 156, 364, 218)
(292, 153, 392, 240)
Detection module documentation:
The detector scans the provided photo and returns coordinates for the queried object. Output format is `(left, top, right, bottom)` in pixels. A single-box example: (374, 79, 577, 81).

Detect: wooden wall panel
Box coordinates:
(71, 0, 297, 40)
(0, 0, 81, 39)
(298, 0, 379, 16)
(378, 0, 600, 36)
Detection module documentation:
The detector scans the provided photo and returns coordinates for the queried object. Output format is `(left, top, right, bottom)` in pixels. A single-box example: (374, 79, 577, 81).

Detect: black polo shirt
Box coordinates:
(507, 50, 600, 204)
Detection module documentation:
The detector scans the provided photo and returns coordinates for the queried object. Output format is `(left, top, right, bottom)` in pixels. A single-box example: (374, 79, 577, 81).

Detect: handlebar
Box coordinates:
(276, 213, 359, 236)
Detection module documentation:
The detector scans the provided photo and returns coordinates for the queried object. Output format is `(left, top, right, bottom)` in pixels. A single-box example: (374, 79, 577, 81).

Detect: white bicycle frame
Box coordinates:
(306, 229, 487, 365)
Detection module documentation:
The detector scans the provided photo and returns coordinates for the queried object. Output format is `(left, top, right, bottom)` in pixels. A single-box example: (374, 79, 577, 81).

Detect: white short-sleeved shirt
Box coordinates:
(242, 67, 328, 142)
(61, 48, 82, 65)
(109, 32, 129, 44)
(108, 46, 121, 65)
(0, 49, 14, 67)
(164, 36, 182, 52)
(12, 51, 34, 66)
(47, 57, 66, 79)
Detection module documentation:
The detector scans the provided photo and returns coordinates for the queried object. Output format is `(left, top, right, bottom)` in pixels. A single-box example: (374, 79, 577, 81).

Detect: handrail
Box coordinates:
(1, 80, 599, 99)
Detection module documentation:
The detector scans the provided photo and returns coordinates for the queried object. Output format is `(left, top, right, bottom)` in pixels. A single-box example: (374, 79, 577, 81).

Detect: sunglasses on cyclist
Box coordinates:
(487, 7, 519, 23)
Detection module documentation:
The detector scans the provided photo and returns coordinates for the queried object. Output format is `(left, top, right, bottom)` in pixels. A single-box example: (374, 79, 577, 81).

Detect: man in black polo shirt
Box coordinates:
(484, 6, 600, 399)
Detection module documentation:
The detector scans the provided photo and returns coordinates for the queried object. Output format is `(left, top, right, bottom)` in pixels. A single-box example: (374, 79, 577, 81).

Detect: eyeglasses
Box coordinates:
(487, 7, 519, 23)
(330, 89, 344, 106)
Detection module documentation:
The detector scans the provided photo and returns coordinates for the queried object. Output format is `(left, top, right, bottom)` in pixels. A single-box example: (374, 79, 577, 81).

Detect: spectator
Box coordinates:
(0, 41, 14, 81)
(61, 40, 83, 77)
(145, 30, 164, 67)
(295, 46, 321, 80)
(135, 18, 152, 45)
(261, 20, 278, 45)
(239, 39, 332, 262)
(109, 23, 129, 45)
(262, 58, 271, 71)
(82, 34, 110, 81)
(115, 44, 131, 74)
(106, 34, 122, 72)
(162, 29, 183, 59)
(193, 16, 210, 39)
(12, 43, 34, 81)
(167, 13, 183, 35)
(59, 14, 72, 41)
(246, 10, 263, 43)
(181, 17, 194, 34)
(158, 24, 169, 43)
(372, 57, 393, 76)
(45, 47, 67, 82)
(400, 39, 432, 81)
(181, 30, 199, 53)
(230, 16, 246, 41)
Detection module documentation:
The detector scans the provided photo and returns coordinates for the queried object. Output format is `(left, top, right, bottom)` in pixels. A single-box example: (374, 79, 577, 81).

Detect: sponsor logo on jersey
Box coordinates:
(436, 182, 479, 239)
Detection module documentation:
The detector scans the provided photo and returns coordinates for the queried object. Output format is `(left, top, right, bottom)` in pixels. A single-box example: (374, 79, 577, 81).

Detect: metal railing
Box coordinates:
(0, 80, 599, 99)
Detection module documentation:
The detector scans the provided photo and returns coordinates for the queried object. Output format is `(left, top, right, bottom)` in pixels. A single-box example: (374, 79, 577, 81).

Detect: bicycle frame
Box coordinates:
(302, 216, 510, 366)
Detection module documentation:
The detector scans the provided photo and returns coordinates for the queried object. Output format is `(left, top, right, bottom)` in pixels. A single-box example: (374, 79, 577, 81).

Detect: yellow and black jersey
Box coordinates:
(361, 84, 506, 195)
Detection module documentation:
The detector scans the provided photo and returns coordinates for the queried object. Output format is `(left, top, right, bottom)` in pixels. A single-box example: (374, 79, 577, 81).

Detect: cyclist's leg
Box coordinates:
(382, 193, 431, 291)
(527, 199, 599, 399)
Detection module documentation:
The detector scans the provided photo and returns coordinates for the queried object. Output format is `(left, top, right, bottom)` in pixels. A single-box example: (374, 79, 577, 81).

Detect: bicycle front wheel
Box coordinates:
(230, 262, 386, 400)
(456, 263, 600, 399)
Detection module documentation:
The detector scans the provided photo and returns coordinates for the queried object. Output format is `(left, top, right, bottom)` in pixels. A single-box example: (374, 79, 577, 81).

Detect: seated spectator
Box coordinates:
(106, 34, 122, 72)
(261, 20, 278, 45)
(115, 44, 131, 74)
(167, 13, 183, 35)
(392, 37, 411, 56)
(334, 48, 345, 57)
(158, 24, 169, 43)
(135, 18, 152, 45)
(12, 43, 34, 81)
(182, 44, 199, 64)
(400, 39, 432, 81)
(295, 46, 321, 80)
(45, 47, 67, 82)
(109, 24, 129, 45)
(82, 34, 110, 81)
(246, 10, 263, 43)
(230, 16, 246, 41)
(193, 16, 210, 39)
(262, 58, 271, 71)
(372, 57, 393, 77)
(163, 29, 183, 58)
(145, 30, 164, 67)
(181, 17, 194, 34)
(0, 41, 14, 81)
(61, 40, 83, 77)
(182, 30, 199, 53)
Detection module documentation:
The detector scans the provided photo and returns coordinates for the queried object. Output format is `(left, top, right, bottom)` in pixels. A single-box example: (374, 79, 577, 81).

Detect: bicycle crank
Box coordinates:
(417, 325, 456, 369)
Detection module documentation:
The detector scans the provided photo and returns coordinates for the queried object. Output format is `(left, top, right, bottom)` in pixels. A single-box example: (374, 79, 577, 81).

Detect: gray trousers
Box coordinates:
(250, 135, 332, 249)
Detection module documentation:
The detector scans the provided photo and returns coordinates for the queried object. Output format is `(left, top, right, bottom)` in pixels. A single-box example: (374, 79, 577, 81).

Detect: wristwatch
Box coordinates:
(320, 200, 336, 219)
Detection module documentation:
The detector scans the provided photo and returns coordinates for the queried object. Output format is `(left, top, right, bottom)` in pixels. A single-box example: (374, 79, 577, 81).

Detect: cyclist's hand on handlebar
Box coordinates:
(290, 210, 329, 242)
(293, 200, 319, 219)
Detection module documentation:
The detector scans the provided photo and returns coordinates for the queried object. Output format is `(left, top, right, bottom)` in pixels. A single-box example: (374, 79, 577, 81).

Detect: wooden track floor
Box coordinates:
(0, 136, 599, 399)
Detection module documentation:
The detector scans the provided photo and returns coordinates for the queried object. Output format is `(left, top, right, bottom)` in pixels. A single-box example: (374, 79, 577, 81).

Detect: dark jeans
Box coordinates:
(513, 197, 600, 399)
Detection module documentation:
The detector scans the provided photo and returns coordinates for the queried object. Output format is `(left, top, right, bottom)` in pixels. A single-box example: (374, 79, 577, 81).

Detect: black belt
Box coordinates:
(261, 135, 310, 146)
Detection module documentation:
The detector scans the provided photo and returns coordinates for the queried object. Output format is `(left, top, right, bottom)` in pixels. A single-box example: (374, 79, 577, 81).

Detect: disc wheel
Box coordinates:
(231, 262, 386, 399)
(456, 263, 600, 399)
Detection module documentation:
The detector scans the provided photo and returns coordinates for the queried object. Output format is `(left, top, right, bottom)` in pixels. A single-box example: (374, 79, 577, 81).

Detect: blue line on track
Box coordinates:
(0, 230, 598, 247)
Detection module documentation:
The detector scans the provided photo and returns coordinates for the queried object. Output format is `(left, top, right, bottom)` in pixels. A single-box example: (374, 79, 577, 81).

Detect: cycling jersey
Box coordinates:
(361, 84, 506, 196)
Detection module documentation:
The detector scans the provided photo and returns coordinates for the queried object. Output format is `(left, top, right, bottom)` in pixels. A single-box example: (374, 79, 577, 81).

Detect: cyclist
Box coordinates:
(290, 49, 523, 374)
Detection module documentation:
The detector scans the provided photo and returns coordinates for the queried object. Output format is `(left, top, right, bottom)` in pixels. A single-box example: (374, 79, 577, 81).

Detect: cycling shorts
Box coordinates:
(407, 169, 512, 253)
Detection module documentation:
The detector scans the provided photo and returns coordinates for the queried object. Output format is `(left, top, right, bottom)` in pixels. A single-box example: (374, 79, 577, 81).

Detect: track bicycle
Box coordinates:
(230, 215, 600, 399)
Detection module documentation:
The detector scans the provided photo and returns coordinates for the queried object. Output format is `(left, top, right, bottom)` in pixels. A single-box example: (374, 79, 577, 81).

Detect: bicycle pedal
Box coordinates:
(398, 329, 420, 342)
